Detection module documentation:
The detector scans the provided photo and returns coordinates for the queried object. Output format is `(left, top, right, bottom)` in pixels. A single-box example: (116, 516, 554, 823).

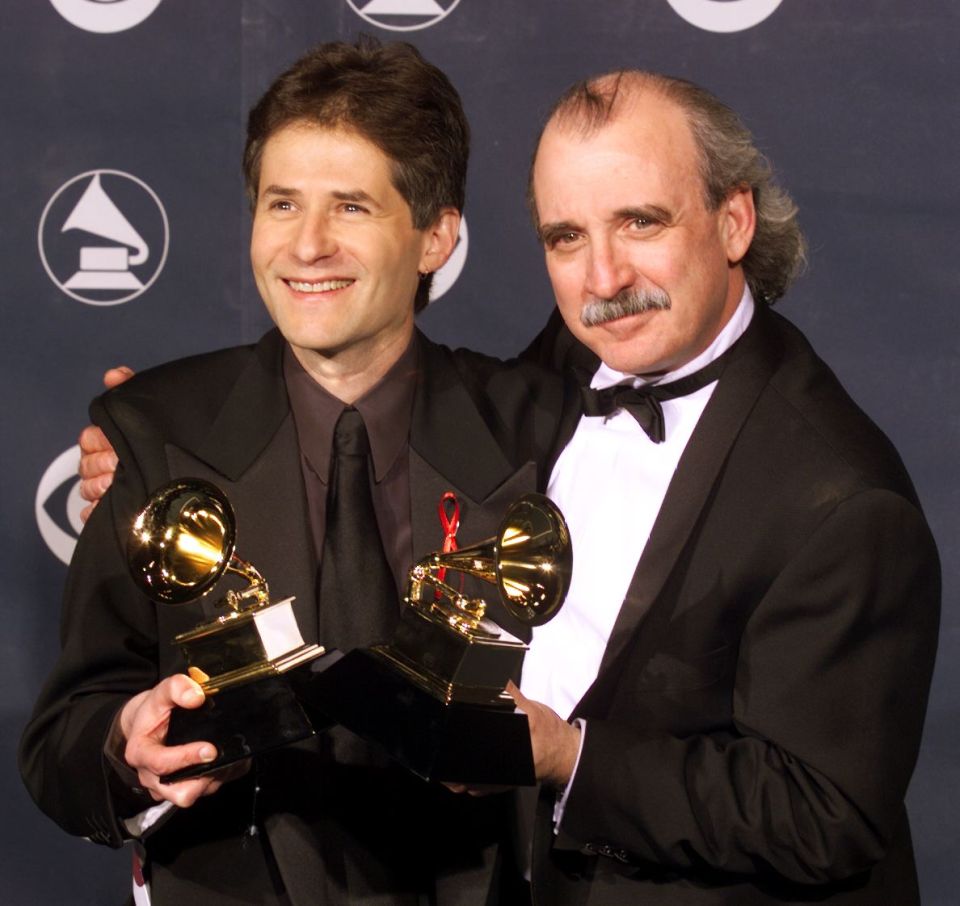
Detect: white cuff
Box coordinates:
(552, 717, 587, 832)
(122, 800, 176, 839)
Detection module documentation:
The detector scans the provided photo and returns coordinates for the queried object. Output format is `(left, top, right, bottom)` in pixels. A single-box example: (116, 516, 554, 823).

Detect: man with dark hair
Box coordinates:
(509, 70, 940, 904)
(241, 37, 470, 312)
(20, 39, 563, 906)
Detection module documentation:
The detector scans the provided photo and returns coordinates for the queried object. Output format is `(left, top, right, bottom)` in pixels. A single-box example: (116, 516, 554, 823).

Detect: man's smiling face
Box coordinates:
(251, 121, 440, 378)
(532, 89, 754, 376)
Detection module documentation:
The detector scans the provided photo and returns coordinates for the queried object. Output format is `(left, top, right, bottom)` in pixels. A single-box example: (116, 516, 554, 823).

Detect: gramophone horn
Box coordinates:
(62, 173, 149, 265)
(430, 493, 572, 627)
(493, 494, 571, 626)
(128, 478, 249, 605)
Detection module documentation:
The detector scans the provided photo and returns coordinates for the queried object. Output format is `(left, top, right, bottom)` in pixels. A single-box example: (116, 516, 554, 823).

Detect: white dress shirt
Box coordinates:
(521, 290, 755, 720)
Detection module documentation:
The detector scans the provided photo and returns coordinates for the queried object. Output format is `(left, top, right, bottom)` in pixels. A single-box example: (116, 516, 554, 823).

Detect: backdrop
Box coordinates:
(4, 1, 957, 902)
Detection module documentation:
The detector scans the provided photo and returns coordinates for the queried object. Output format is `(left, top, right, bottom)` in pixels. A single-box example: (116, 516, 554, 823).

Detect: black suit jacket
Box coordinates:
(525, 305, 940, 904)
(20, 328, 567, 906)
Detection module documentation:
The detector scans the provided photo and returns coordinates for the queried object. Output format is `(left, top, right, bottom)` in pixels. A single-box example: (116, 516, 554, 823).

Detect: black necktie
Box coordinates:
(580, 340, 739, 443)
(317, 408, 397, 651)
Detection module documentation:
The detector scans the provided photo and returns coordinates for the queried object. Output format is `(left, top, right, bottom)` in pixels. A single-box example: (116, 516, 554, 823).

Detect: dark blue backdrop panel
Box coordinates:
(4, 1, 957, 903)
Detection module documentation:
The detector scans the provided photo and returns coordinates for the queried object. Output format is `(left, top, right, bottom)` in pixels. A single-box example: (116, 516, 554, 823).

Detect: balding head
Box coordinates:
(530, 70, 805, 305)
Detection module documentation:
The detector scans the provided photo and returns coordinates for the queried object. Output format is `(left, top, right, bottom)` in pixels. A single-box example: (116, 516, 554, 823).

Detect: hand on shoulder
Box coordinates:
(77, 366, 134, 522)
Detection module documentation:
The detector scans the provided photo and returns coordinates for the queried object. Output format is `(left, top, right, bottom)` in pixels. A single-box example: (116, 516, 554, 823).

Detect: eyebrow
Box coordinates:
(537, 220, 579, 244)
(331, 189, 377, 206)
(614, 204, 674, 225)
(260, 184, 301, 199)
(258, 186, 379, 208)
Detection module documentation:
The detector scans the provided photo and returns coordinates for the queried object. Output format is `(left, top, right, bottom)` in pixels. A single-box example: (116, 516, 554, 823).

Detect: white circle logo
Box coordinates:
(346, 0, 461, 32)
(38, 170, 170, 306)
(666, 0, 783, 33)
(36, 445, 86, 566)
(429, 217, 468, 303)
(50, 0, 163, 33)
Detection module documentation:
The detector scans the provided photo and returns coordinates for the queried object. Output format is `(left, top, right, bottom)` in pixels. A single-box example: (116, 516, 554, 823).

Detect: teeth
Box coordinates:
(287, 279, 353, 293)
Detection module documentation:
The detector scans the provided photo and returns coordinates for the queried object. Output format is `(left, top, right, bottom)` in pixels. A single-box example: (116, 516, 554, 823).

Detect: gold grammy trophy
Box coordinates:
(128, 478, 325, 782)
(303, 493, 572, 785)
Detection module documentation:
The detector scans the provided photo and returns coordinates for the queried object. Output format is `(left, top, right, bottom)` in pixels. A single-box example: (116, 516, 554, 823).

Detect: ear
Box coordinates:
(418, 208, 461, 274)
(721, 186, 756, 265)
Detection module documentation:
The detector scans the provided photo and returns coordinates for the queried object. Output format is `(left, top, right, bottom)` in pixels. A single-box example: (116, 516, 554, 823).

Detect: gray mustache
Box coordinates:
(580, 288, 671, 327)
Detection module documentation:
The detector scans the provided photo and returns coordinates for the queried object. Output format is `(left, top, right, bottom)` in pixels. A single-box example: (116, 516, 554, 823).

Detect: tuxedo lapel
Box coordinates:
(164, 330, 319, 645)
(408, 336, 520, 504)
(194, 330, 290, 480)
(546, 318, 602, 477)
(408, 336, 540, 638)
(575, 308, 783, 714)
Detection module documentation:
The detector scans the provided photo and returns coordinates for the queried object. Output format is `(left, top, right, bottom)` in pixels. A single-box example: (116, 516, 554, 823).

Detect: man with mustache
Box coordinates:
(73, 66, 939, 905)
(507, 70, 940, 904)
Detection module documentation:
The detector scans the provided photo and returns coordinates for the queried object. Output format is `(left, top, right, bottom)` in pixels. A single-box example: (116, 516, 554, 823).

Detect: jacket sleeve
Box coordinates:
(18, 396, 161, 847)
(557, 488, 940, 884)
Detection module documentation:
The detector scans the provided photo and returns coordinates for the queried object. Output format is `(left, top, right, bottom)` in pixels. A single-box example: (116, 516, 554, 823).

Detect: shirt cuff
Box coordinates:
(123, 801, 176, 839)
(552, 718, 586, 832)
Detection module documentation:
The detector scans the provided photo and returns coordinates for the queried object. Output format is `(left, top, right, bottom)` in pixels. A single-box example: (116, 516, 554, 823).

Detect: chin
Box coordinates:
(586, 337, 651, 375)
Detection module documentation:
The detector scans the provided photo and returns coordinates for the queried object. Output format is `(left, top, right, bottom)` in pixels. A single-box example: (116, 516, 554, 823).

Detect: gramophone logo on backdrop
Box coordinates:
(39, 170, 169, 306)
(429, 216, 468, 302)
(36, 445, 86, 566)
(50, 0, 162, 33)
(666, 0, 783, 33)
(346, 0, 461, 32)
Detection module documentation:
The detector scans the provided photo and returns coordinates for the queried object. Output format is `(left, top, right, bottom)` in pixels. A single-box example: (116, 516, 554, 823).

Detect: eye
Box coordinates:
(544, 230, 581, 250)
(623, 211, 667, 236)
(267, 198, 295, 212)
(340, 202, 368, 215)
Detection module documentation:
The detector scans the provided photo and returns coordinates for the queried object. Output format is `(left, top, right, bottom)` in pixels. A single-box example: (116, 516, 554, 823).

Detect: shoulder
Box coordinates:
(419, 331, 568, 412)
(756, 309, 919, 504)
(415, 331, 572, 469)
(92, 330, 282, 446)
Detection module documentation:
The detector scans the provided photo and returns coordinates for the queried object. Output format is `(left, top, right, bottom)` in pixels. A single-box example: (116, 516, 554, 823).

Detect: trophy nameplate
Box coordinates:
(301, 493, 572, 785)
(128, 478, 325, 782)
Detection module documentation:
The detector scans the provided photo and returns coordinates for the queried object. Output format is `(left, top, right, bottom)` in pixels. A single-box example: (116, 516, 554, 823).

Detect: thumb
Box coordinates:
(505, 680, 528, 712)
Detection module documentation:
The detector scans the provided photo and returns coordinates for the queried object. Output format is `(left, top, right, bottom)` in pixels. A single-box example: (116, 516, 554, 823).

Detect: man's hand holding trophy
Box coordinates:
(127, 478, 572, 787)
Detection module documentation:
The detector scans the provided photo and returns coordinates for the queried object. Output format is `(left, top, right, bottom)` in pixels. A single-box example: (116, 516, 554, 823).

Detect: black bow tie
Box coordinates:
(580, 341, 738, 443)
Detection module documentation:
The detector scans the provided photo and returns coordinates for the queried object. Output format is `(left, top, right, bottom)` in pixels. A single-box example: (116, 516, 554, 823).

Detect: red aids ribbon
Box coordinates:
(436, 491, 460, 587)
(132, 849, 146, 887)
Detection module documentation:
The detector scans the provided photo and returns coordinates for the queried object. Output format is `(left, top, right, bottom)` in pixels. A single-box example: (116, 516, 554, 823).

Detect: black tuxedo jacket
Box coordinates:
(20, 328, 567, 906)
(525, 305, 940, 905)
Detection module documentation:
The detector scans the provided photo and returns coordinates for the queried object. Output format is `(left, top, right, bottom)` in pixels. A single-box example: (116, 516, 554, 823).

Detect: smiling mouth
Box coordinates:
(285, 279, 354, 293)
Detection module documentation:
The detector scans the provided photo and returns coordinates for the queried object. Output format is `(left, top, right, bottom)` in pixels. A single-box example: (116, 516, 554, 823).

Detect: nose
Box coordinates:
(290, 211, 337, 263)
(584, 238, 633, 301)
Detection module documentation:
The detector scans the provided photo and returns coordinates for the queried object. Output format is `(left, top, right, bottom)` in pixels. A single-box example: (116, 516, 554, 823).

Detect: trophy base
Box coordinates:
(298, 648, 535, 786)
(162, 672, 315, 784)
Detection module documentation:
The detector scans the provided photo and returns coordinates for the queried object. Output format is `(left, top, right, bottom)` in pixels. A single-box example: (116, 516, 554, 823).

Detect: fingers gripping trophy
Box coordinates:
(128, 479, 324, 782)
(304, 491, 573, 785)
(129, 478, 572, 786)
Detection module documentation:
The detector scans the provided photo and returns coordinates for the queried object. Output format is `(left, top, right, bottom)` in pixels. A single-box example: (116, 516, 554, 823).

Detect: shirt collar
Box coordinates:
(283, 335, 419, 484)
(592, 286, 756, 390)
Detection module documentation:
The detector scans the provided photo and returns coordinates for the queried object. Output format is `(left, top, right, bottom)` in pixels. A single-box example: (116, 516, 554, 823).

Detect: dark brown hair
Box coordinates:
(244, 37, 470, 310)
